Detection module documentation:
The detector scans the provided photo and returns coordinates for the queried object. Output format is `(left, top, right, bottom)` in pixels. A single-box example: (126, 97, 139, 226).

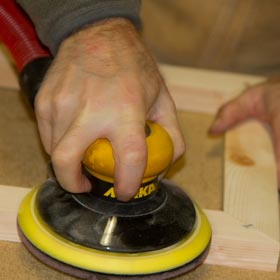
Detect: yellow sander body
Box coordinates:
(17, 122, 212, 279)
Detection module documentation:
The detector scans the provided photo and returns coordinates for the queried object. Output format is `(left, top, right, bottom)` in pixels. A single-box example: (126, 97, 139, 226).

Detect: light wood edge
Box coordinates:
(205, 210, 280, 271)
(224, 121, 279, 242)
(159, 63, 265, 114)
(160, 64, 279, 271)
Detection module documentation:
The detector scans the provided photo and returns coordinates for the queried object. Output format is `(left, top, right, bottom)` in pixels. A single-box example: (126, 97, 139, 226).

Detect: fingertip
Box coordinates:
(52, 149, 92, 193)
(114, 187, 137, 202)
(208, 117, 227, 135)
(113, 165, 143, 201)
(114, 179, 143, 202)
(209, 99, 245, 133)
(80, 175, 92, 192)
(55, 172, 92, 193)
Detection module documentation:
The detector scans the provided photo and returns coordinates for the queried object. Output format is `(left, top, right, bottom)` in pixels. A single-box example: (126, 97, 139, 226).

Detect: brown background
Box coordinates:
(141, 0, 280, 76)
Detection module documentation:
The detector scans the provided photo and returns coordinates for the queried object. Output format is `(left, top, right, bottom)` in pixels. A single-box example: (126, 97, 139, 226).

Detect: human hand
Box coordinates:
(35, 18, 185, 201)
(209, 77, 280, 183)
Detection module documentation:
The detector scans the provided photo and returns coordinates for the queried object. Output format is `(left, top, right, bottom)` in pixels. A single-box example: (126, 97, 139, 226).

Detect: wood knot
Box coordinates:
(230, 153, 255, 166)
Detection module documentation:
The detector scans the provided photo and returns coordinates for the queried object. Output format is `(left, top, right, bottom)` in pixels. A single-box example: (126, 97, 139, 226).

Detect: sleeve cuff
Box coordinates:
(17, 0, 141, 55)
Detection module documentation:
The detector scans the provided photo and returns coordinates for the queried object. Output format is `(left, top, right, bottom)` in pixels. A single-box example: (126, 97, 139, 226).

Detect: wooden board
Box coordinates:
(224, 121, 279, 241)
(160, 64, 265, 114)
(161, 64, 280, 270)
(0, 53, 279, 271)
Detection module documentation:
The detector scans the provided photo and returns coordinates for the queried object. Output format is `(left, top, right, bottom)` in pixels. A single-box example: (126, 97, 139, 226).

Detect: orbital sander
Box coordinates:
(0, 2, 211, 279)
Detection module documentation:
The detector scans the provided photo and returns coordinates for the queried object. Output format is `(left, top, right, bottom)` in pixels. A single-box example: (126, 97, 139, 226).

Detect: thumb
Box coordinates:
(209, 85, 265, 134)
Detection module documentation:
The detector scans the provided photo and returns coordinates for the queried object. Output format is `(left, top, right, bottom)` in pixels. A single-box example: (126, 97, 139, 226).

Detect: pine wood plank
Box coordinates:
(224, 121, 279, 241)
(159, 64, 265, 114)
(205, 210, 279, 271)
(0, 185, 28, 242)
(159, 64, 280, 270)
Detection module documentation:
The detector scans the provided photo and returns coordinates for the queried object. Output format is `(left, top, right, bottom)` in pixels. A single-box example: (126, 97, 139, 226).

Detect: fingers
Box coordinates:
(35, 100, 52, 154)
(110, 122, 147, 201)
(51, 120, 101, 193)
(52, 117, 148, 201)
(35, 82, 88, 193)
(161, 112, 185, 163)
(208, 81, 280, 188)
(34, 61, 76, 154)
(148, 85, 185, 163)
(32, 19, 185, 200)
(209, 85, 265, 134)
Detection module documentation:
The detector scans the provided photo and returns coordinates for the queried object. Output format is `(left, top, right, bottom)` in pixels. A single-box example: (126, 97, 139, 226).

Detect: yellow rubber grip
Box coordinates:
(83, 122, 173, 183)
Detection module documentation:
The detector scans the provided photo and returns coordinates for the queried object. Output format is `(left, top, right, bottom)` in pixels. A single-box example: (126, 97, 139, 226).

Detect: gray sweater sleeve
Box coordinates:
(17, 0, 141, 55)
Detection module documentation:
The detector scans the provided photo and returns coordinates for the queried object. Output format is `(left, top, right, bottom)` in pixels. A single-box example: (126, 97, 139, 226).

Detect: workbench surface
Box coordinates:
(0, 88, 279, 280)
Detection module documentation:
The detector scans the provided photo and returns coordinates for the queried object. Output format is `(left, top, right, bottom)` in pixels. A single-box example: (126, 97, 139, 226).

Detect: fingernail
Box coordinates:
(81, 176, 92, 192)
(114, 186, 135, 202)
(115, 193, 132, 202)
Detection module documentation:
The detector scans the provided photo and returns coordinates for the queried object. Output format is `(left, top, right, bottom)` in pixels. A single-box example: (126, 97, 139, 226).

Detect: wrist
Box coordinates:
(56, 17, 147, 77)
(61, 17, 140, 51)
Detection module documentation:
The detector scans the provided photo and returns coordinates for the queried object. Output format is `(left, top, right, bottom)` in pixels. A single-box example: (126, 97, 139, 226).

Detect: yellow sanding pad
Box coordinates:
(17, 186, 211, 276)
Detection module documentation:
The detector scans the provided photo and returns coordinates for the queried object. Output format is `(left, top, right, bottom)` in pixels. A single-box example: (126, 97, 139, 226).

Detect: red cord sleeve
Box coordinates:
(0, 1, 50, 71)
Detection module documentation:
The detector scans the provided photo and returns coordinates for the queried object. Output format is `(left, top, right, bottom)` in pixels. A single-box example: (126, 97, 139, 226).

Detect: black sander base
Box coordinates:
(17, 178, 211, 278)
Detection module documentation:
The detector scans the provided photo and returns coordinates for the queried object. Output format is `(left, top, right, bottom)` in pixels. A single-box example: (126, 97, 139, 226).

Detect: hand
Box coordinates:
(209, 77, 280, 183)
(34, 18, 185, 201)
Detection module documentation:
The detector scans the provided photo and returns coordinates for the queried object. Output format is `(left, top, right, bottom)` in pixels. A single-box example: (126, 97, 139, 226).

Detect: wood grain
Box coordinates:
(224, 121, 279, 241)
(205, 210, 279, 271)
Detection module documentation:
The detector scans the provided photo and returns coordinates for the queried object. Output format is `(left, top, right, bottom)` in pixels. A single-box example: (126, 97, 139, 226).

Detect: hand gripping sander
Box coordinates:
(0, 2, 211, 279)
(17, 122, 211, 279)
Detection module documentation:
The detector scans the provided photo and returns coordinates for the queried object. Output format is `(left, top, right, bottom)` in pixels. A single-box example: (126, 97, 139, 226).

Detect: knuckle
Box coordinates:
(52, 92, 69, 110)
(51, 149, 73, 168)
(34, 95, 49, 118)
(115, 186, 139, 201)
(121, 140, 147, 166)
